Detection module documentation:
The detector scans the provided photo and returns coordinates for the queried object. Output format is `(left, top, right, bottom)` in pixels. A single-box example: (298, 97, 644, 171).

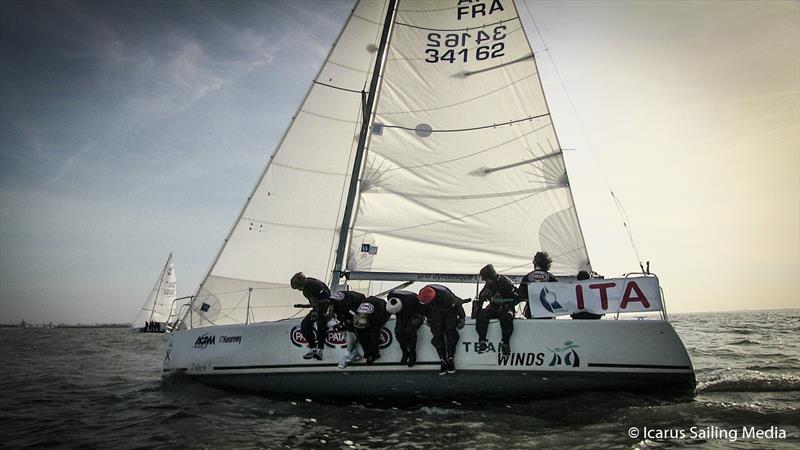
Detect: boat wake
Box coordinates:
(698, 372, 800, 393)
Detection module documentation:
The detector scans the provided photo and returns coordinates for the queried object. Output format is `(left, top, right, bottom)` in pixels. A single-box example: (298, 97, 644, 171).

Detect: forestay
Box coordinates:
(348, 0, 590, 278)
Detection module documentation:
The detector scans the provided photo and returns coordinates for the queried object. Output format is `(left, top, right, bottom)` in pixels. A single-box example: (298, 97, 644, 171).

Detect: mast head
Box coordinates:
(290, 272, 307, 290)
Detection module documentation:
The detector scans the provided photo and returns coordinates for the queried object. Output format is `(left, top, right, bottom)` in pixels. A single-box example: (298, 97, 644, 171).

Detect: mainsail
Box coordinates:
(183, 0, 590, 328)
(132, 253, 177, 329)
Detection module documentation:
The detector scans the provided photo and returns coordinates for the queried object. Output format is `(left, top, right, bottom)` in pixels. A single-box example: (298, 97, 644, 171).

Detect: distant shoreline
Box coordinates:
(0, 324, 130, 329)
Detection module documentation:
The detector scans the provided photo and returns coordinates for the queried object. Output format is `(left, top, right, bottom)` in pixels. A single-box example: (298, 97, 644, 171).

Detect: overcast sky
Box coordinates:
(1, 0, 797, 324)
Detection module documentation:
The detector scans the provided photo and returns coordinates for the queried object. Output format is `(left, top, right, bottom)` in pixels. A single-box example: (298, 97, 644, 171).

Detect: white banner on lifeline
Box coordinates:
(528, 277, 663, 318)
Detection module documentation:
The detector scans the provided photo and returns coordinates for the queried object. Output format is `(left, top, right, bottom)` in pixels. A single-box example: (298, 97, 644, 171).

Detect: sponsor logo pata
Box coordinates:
(193, 333, 215, 349)
(290, 326, 393, 349)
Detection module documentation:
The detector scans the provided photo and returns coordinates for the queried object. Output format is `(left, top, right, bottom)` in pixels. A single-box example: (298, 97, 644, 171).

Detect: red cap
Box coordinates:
(419, 287, 436, 304)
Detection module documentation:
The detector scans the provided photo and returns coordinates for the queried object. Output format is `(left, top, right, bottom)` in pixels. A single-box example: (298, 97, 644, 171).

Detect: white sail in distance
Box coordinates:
(183, 0, 590, 329)
(132, 253, 177, 329)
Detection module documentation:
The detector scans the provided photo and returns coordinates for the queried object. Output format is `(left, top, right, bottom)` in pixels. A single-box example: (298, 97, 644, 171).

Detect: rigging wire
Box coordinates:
(521, 0, 645, 268)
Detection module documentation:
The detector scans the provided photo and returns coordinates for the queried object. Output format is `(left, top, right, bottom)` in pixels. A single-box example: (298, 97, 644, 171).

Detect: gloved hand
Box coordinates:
(456, 317, 465, 330)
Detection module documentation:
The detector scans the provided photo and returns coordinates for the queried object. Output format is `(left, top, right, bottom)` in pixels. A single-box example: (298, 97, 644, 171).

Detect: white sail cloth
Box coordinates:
(185, 1, 387, 327)
(349, 0, 590, 276)
(183, 0, 591, 329)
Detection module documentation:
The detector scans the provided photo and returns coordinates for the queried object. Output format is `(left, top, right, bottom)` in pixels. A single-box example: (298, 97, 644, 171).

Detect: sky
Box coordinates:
(0, 0, 797, 324)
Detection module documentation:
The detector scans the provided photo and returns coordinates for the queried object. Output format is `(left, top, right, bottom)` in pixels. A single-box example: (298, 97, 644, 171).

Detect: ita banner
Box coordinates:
(528, 277, 663, 318)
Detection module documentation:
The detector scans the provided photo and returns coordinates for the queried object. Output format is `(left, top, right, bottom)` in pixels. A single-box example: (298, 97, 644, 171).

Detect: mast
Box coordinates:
(330, 0, 398, 289)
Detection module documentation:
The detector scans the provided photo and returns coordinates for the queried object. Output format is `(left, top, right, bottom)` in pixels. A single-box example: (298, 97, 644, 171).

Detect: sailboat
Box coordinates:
(162, 0, 694, 398)
(132, 253, 177, 333)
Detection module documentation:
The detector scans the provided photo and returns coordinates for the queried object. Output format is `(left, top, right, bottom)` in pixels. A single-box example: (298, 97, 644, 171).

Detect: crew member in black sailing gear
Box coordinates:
(329, 290, 366, 368)
(352, 296, 390, 364)
(518, 252, 558, 319)
(290, 272, 331, 360)
(386, 290, 425, 367)
(419, 284, 465, 375)
(475, 264, 521, 356)
(570, 270, 604, 320)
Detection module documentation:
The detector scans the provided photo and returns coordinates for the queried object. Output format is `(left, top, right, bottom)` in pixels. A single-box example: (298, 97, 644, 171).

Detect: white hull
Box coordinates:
(162, 319, 694, 399)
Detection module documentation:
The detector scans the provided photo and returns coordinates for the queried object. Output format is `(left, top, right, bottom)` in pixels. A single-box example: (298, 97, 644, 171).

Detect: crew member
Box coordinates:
(475, 264, 521, 356)
(353, 296, 390, 364)
(518, 252, 558, 319)
(329, 290, 367, 368)
(290, 272, 331, 360)
(570, 270, 604, 320)
(419, 284, 466, 375)
(386, 290, 425, 367)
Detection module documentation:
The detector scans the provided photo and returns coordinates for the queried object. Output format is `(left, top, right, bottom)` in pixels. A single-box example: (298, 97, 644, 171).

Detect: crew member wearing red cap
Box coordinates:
(419, 284, 465, 375)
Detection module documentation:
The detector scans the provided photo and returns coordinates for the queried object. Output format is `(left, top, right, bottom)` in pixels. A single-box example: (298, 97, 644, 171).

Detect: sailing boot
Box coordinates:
(501, 342, 511, 356)
(400, 350, 409, 365)
(476, 340, 488, 354)
(349, 349, 363, 363)
(303, 348, 317, 359)
(447, 357, 456, 374)
(438, 360, 448, 375)
(313, 348, 324, 361)
(407, 351, 416, 368)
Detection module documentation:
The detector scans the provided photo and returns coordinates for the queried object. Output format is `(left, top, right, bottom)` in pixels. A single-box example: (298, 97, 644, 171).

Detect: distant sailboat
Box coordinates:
(132, 253, 176, 333)
(162, 0, 694, 398)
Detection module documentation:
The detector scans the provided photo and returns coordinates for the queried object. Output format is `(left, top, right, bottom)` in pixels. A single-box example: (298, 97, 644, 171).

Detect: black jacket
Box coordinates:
(423, 284, 464, 316)
(330, 290, 366, 324)
(390, 290, 425, 321)
(518, 270, 558, 300)
(478, 275, 520, 306)
(302, 277, 331, 310)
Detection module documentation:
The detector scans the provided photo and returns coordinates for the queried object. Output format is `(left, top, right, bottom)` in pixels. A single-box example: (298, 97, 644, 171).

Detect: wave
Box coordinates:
(729, 338, 759, 346)
(698, 373, 800, 393)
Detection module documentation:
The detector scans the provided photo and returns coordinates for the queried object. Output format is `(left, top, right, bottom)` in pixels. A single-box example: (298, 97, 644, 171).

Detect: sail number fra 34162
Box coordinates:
(425, 25, 506, 64)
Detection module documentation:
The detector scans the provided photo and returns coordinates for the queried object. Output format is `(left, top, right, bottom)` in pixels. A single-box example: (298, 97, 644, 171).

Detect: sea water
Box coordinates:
(1, 310, 798, 449)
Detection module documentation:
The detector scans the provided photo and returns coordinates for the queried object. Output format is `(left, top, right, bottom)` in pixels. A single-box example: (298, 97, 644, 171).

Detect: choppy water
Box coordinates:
(1, 310, 798, 449)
